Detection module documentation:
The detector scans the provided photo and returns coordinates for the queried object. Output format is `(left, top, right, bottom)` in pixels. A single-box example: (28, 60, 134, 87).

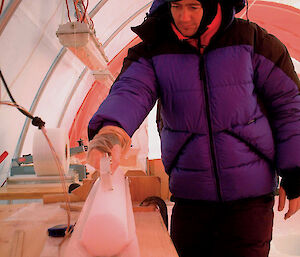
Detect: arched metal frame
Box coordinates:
(103, 2, 152, 48)
(14, 47, 67, 158)
(0, 0, 22, 36)
(57, 67, 89, 128)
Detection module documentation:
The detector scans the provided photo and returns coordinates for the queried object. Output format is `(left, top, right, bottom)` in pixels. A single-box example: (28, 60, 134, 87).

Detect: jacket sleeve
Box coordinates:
(253, 25, 300, 198)
(88, 45, 158, 140)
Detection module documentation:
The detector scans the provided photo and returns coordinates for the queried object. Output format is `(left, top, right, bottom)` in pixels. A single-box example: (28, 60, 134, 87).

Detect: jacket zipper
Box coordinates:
(199, 55, 223, 202)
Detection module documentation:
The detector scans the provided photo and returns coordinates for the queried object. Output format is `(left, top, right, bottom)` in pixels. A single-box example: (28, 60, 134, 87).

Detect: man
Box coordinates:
(87, 0, 300, 256)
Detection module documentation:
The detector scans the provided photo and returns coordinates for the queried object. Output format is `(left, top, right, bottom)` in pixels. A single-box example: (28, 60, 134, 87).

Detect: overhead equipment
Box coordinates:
(56, 21, 108, 71)
(56, 0, 109, 71)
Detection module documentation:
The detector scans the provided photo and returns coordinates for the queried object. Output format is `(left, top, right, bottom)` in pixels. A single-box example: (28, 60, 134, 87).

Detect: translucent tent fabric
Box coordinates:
(0, 0, 300, 184)
(0, 0, 152, 181)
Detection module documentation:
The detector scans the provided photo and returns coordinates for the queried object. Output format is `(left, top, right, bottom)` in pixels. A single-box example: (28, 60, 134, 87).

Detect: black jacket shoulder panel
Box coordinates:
(114, 42, 149, 83)
(252, 21, 300, 86)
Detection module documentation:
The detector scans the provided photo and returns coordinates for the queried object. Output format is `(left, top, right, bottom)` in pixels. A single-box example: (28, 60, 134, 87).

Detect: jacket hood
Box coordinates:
(149, 0, 166, 15)
(132, 0, 240, 45)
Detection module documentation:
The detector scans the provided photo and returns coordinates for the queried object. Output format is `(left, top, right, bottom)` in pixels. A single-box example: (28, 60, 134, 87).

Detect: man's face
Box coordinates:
(170, 0, 203, 37)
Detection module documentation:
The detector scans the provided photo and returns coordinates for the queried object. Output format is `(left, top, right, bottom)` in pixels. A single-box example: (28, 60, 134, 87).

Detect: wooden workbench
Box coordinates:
(0, 203, 178, 257)
(0, 174, 161, 202)
(0, 183, 66, 200)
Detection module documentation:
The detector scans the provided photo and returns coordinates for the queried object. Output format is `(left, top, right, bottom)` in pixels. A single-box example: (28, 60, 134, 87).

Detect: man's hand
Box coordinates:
(278, 186, 300, 220)
(87, 144, 122, 174)
(87, 126, 131, 174)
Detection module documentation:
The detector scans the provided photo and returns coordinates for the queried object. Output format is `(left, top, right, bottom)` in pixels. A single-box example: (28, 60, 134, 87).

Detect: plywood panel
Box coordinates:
(147, 159, 171, 200)
(135, 211, 178, 257)
(0, 184, 67, 200)
(0, 203, 178, 257)
(128, 176, 161, 202)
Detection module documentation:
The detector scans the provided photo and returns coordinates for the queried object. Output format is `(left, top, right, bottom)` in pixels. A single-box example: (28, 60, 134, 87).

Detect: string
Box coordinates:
(0, 100, 72, 243)
(40, 126, 72, 235)
(65, 0, 72, 22)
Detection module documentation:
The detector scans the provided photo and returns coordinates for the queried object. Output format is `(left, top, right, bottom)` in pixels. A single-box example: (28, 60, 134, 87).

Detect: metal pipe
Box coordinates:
(57, 67, 88, 127)
(103, 2, 152, 48)
(89, 0, 109, 18)
(0, 0, 22, 36)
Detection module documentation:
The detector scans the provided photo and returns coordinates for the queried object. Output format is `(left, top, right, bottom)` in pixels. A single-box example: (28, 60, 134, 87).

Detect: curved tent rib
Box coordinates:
(103, 2, 152, 48)
(57, 67, 88, 128)
(13, 48, 67, 159)
(0, 0, 21, 35)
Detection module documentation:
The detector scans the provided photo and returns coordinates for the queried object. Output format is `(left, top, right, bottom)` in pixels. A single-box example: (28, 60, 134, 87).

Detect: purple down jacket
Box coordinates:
(88, 1, 300, 202)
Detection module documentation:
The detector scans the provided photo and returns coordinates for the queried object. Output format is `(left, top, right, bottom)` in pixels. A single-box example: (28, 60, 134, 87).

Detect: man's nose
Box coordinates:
(180, 8, 191, 22)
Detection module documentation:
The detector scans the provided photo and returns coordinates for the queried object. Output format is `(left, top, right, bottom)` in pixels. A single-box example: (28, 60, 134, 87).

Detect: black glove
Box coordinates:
(280, 167, 300, 199)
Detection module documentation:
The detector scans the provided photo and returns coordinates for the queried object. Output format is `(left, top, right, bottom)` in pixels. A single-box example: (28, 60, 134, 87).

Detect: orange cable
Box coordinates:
(73, 0, 81, 21)
(81, 0, 88, 23)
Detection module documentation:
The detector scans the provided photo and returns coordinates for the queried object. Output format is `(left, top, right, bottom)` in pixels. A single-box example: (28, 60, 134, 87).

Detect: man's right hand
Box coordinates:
(87, 144, 122, 174)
